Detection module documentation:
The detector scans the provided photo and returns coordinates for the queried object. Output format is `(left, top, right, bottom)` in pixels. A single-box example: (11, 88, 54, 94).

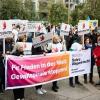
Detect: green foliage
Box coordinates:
(24, 0, 36, 20)
(49, 4, 68, 25)
(0, 0, 20, 19)
(71, 0, 100, 26)
(0, 0, 35, 20)
(71, 4, 84, 25)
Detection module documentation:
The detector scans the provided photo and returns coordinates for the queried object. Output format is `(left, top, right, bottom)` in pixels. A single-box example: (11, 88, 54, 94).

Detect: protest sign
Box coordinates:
(70, 49, 91, 77)
(78, 21, 90, 35)
(5, 52, 69, 89)
(0, 20, 12, 32)
(0, 20, 28, 38)
(28, 22, 47, 34)
(89, 20, 98, 30)
(32, 33, 52, 48)
(11, 20, 28, 34)
(78, 21, 90, 47)
(79, 20, 98, 31)
(60, 23, 70, 36)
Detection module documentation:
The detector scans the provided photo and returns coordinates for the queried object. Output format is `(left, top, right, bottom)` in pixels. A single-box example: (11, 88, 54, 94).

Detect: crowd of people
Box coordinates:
(0, 24, 100, 100)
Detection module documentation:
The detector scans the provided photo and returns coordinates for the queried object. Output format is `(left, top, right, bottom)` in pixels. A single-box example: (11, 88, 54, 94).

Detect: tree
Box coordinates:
(49, 4, 68, 25)
(70, 0, 100, 26)
(0, 0, 23, 19)
(81, 0, 100, 25)
(0, 0, 36, 20)
(71, 4, 84, 26)
(37, 0, 53, 21)
(24, 0, 35, 20)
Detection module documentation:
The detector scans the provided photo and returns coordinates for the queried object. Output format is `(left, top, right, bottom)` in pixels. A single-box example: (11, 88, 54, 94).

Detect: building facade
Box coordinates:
(31, 0, 86, 19)
(65, 0, 86, 10)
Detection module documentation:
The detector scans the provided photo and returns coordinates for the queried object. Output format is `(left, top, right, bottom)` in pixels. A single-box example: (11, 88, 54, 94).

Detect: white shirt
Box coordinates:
(47, 42, 63, 53)
(71, 42, 82, 51)
(12, 29, 18, 43)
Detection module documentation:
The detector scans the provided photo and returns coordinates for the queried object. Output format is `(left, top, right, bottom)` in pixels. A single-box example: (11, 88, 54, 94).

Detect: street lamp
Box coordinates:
(55, 0, 56, 4)
(68, 0, 70, 24)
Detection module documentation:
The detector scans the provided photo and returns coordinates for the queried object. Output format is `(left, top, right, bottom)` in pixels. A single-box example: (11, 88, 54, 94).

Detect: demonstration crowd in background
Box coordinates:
(0, 22, 100, 100)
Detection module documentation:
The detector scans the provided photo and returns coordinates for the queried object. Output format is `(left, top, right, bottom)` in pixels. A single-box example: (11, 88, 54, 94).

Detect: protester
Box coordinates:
(18, 34, 27, 42)
(69, 36, 83, 87)
(11, 34, 27, 54)
(31, 33, 47, 95)
(55, 25, 60, 36)
(5, 37, 13, 54)
(93, 35, 100, 85)
(1, 20, 99, 98)
(65, 31, 74, 50)
(90, 30, 97, 46)
(46, 25, 51, 33)
(0, 42, 5, 94)
(12, 25, 20, 43)
(46, 35, 64, 92)
(27, 33, 34, 42)
(83, 37, 95, 84)
(12, 43, 25, 100)
(50, 25, 55, 35)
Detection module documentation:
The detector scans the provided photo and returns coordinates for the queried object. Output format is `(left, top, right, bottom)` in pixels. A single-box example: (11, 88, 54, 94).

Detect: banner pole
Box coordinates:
(82, 33, 84, 48)
(3, 34, 5, 54)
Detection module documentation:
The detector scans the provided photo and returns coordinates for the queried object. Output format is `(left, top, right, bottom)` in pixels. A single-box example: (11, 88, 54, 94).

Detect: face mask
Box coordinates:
(86, 44, 92, 47)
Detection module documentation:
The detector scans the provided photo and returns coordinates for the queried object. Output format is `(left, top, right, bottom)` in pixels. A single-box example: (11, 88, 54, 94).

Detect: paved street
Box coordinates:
(0, 67, 100, 100)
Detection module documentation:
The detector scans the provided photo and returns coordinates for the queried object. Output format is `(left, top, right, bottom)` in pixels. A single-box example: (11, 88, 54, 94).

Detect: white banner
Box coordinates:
(10, 20, 28, 33)
(0, 20, 28, 38)
(70, 49, 91, 77)
(28, 22, 47, 34)
(0, 20, 28, 33)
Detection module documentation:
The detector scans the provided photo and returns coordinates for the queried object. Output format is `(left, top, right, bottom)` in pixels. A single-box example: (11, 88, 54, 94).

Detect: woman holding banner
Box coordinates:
(69, 36, 83, 87)
(46, 35, 64, 92)
(83, 37, 95, 84)
(12, 43, 25, 100)
(31, 33, 47, 95)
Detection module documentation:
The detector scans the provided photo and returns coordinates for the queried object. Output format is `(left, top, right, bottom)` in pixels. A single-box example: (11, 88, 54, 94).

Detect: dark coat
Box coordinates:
(85, 44, 95, 65)
(31, 46, 44, 55)
(0, 56, 4, 82)
(12, 50, 24, 56)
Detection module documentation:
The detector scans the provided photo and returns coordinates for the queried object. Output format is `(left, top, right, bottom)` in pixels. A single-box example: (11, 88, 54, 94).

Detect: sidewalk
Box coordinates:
(0, 68, 100, 100)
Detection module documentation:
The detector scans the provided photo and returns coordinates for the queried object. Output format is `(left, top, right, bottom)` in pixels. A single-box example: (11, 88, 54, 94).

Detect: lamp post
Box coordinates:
(68, 0, 70, 24)
(55, 0, 56, 4)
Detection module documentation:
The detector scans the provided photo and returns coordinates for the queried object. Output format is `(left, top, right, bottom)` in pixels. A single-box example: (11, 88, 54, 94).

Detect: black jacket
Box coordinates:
(12, 50, 24, 56)
(31, 46, 44, 55)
